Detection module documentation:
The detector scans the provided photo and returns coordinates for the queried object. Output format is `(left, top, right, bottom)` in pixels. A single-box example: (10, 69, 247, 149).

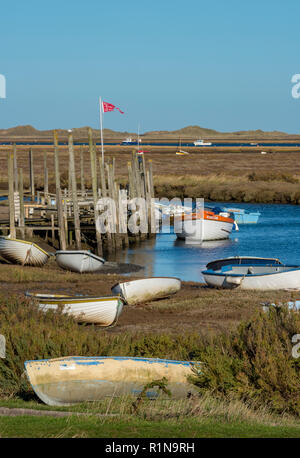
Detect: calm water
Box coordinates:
(111, 202, 300, 282)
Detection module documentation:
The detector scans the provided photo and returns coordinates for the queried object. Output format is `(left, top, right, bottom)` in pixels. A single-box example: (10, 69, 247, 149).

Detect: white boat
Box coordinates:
(193, 139, 212, 146)
(55, 250, 105, 273)
(111, 277, 181, 305)
(0, 236, 50, 266)
(26, 292, 124, 326)
(202, 259, 300, 290)
(206, 256, 282, 271)
(175, 208, 234, 242)
(24, 356, 198, 406)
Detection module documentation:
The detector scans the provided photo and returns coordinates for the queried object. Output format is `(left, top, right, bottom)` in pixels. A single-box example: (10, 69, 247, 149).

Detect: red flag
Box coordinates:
(102, 101, 124, 114)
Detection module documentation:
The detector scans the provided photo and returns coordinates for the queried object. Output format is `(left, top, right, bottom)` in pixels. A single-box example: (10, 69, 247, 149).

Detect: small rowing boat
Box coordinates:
(111, 277, 181, 305)
(175, 208, 234, 242)
(26, 293, 124, 326)
(0, 236, 50, 266)
(202, 257, 300, 290)
(55, 250, 105, 273)
(24, 356, 198, 406)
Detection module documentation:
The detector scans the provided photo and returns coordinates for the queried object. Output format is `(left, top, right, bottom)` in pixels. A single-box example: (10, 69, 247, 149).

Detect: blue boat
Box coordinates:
(222, 207, 261, 224)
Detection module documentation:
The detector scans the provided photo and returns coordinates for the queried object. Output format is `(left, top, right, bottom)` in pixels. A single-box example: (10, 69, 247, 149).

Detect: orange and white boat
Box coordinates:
(175, 208, 235, 242)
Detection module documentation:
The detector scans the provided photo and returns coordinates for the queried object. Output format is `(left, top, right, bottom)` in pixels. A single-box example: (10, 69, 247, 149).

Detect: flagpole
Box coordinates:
(99, 96, 104, 165)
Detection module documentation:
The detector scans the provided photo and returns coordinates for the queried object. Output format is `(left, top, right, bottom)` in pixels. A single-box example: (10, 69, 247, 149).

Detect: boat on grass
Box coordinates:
(0, 236, 50, 266)
(111, 277, 181, 305)
(55, 250, 105, 273)
(175, 208, 235, 242)
(202, 257, 300, 290)
(26, 292, 124, 326)
(24, 356, 198, 406)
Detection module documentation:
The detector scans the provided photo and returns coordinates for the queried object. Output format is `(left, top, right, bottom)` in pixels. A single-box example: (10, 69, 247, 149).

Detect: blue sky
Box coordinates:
(1, 0, 300, 133)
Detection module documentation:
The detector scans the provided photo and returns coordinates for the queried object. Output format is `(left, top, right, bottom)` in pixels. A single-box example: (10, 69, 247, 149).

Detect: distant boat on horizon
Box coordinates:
(193, 139, 212, 146)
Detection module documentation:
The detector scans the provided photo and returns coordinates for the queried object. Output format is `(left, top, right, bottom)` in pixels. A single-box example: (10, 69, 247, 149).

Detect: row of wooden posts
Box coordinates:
(6, 128, 156, 256)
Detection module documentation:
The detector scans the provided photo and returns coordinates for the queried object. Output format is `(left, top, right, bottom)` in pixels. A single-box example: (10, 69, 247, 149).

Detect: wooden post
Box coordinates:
(88, 128, 103, 256)
(29, 148, 35, 201)
(43, 151, 49, 200)
(54, 131, 67, 250)
(18, 168, 25, 239)
(80, 147, 85, 197)
(8, 150, 16, 238)
(13, 144, 18, 192)
(51, 213, 55, 246)
(68, 132, 81, 249)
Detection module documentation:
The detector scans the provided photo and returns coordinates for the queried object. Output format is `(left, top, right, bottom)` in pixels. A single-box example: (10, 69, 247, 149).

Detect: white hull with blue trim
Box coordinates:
(24, 356, 198, 406)
(202, 261, 300, 290)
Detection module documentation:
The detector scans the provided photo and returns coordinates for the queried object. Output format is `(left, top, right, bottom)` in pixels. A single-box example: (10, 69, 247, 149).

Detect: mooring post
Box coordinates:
(80, 147, 85, 197)
(13, 143, 18, 192)
(88, 128, 103, 256)
(8, 150, 16, 238)
(54, 131, 67, 250)
(68, 131, 81, 249)
(29, 148, 35, 202)
(43, 151, 49, 201)
(18, 168, 25, 239)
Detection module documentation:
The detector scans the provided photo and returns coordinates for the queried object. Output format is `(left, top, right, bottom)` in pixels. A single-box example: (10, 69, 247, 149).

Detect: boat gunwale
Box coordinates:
(202, 264, 300, 278)
(55, 250, 105, 263)
(24, 356, 197, 367)
(26, 292, 125, 305)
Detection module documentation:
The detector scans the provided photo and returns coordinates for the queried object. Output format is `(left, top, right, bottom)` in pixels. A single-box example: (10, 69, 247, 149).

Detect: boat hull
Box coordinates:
(24, 356, 198, 406)
(0, 237, 49, 266)
(203, 268, 300, 290)
(111, 277, 181, 305)
(27, 294, 123, 326)
(175, 218, 234, 241)
(55, 251, 105, 273)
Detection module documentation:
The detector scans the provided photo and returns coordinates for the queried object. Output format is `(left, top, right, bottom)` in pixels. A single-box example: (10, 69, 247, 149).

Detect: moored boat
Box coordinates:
(206, 256, 282, 271)
(175, 208, 234, 242)
(55, 250, 105, 273)
(26, 292, 124, 326)
(193, 139, 212, 146)
(111, 277, 181, 305)
(24, 356, 198, 406)
(222, 207, 261, 224)
(202, 258, 300, 290)
(0, 236, 50, 266)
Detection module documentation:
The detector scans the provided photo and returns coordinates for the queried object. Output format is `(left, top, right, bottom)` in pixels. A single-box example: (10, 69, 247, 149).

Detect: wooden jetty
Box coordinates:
(0, 131, 156, 255)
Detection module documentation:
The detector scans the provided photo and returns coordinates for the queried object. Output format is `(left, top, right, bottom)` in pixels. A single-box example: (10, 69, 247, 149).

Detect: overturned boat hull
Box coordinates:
(0, 237, 49, 266)
(55, 250, 105, 273)
(111, 277, 181, 305)
(26, 293, 124, 326)
(24, 356, 198, 406)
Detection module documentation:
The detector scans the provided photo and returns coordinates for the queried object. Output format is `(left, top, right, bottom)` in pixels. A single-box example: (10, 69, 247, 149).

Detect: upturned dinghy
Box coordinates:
(202, 258, 300, 290)
(55, 250, 105, 273)
(111, 277, 181, 305)
(26, 293, 124, 326)
(24, 356, 198, 406)
(0, 236, 50, 266)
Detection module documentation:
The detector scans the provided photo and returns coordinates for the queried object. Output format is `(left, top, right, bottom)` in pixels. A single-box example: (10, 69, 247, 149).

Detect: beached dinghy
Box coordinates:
(206, 256, 282, 271)
(24, 356, 198, 406)
(55, 250, 105, 273)
(111, 277, 181, 305)
(0, 236, 50, 266)
(26, 293, 124, 326)
(202, 259, 300, 290)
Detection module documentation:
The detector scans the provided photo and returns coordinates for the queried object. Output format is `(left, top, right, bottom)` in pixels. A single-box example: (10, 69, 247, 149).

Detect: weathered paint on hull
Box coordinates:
(27, 294, 124, 326)
(55, 251, 105, 273)
(111, 278, 181, 305)
(25, 356, 198, 406)
(0, 237, 49, 266)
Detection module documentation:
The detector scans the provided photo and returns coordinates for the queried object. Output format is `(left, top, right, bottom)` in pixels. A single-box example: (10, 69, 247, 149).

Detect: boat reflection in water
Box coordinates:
(174, 238, 238, 249)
